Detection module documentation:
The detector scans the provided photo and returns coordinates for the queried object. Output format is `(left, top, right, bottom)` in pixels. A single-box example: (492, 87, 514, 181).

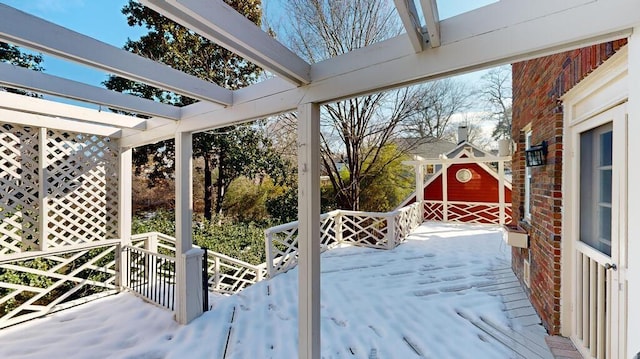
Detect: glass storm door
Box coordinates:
(572, 104, 626, 359)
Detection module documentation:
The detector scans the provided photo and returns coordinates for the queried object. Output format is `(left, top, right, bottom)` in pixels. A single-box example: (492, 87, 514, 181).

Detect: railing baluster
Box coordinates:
(589, 259, 597, 354)
(596, 264, 605, 359)
(576, 252, 583, 340)
(583, 255, 590, 343)
(154, 254, 159, 304)
(121, 245, 177, 312)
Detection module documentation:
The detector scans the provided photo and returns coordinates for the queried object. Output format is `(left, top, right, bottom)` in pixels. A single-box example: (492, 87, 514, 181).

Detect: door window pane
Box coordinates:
(600, 131, 612, 166)
(599, 206, 612, 254)
(579, 122, 613, 256)
(600, 169, 612, 203)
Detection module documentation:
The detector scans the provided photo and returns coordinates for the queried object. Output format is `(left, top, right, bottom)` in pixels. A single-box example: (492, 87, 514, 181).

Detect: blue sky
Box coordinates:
(0, 0, 496, 92)
(1, 0, 146, 87)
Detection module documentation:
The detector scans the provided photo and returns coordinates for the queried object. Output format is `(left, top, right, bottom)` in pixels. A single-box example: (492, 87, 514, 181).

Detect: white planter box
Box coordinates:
(503, 224, 529, 248)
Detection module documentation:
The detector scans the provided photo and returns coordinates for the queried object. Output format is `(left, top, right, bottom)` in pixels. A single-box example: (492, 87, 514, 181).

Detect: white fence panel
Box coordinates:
(264, 203, 423, 278)
(0, 240, 120, 328)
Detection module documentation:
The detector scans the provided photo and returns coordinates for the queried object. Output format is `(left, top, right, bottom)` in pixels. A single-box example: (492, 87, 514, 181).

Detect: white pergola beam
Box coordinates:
(119, 118, 179, 148)
(141, 0, 311, 85)
(164, 0, 639, 138)
(420, 0, 440, 48)
(0, 62, 181, 120)
(0, 4, 232, 106)
(393, 0, 425, 52)
(0, 108, 122, 137)
(0, 91, 146, 130)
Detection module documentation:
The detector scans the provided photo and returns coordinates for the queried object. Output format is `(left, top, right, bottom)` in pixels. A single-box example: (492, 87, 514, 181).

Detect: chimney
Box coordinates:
(457, 126, 468, 144)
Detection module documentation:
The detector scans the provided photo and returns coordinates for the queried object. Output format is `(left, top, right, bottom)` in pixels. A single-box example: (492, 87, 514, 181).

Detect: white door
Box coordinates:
(571, 104, 627, 359)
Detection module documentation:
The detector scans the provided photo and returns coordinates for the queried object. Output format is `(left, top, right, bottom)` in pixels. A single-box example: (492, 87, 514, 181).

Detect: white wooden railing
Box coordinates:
(0, 240, 121, 329)
(264, 202, 423, 278)
(423, 200, 513, 224)
(0, 202, 422, 328)
(130, 232, 266, 296)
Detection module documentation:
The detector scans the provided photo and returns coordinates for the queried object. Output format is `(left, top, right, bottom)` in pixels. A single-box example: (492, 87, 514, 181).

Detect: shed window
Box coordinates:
(456, 168, 472, 183)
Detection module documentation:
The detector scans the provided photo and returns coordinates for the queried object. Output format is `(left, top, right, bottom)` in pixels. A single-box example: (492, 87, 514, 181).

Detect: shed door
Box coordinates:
(571, 104, 627, 359)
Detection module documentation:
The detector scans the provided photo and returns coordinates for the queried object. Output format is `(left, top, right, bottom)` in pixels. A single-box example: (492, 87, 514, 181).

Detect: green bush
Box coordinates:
(132, 211, 267, 265)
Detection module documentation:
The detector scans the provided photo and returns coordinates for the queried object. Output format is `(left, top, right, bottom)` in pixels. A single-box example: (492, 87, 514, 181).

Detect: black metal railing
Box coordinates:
(202, 248, 209, 311)
(125, 246, 176, 311)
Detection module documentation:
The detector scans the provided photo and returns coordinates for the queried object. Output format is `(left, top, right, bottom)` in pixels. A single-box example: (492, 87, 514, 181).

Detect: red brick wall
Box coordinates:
(511, 39, 627, 334)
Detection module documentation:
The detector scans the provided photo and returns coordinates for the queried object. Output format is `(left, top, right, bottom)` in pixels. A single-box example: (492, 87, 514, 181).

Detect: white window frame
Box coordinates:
(524, 130, 533, 221)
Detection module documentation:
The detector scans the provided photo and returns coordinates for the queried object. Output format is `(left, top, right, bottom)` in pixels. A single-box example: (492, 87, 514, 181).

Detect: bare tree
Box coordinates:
(480, 66, 512, 140)
(280, 0, 424, 210)
(403, 79, 472, 139)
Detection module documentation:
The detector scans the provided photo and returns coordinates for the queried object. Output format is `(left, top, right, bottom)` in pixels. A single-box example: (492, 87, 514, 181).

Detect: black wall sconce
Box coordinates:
(525, 140, 547, 167)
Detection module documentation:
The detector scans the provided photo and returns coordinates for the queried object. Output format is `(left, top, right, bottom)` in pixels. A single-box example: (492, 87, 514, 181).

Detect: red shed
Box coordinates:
(401, 142, 512, 224)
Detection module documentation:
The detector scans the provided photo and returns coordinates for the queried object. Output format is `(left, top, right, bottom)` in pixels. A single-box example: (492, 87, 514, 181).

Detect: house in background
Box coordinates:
(401, 127, 513, 225)
(510, 39, 630, 357)
(394, 136, 457, 161)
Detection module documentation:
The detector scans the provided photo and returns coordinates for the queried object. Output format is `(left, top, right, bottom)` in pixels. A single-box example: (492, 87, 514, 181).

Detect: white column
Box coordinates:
(175, 131, 193, 255)
(498, 160, 506, 225)
(38, 127, 48, 251)
(175, 131, 204, 324)
(297, 102, 321, 359)
(626, 28, 640, 359)
(118, 147, 132, 242)
(117, 147, 132, 289)
(415, 164, 424, 215)
(442, 163, 449, 221)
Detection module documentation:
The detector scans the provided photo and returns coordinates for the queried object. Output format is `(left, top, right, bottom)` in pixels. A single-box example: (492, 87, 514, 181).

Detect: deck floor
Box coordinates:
(0, 222, 559, 358)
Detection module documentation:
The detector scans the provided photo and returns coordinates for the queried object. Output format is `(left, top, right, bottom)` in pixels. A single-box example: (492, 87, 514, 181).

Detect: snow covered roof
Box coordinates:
(0, 222, 551, 359)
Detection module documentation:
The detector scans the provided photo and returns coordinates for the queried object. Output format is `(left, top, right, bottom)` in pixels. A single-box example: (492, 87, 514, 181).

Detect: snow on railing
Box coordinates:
(394, 203, 423, 244)
(130, 232, 265, 296)
(203, 251, 265, 295)
(264, 202, 423, 278)
(0, 239, 121, 329)
(423, 200, 513, 224)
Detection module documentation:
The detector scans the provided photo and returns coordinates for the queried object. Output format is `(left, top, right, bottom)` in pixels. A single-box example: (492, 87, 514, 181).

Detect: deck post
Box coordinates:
(626, 28, 640, 359)
(175, 131, 204, 325)
(265, 231, 274, 278)
(297, 102, 321, 359)
(116, 147, 132, 289)
(334, 212, 343, 244)
(386, 214, 396, 249)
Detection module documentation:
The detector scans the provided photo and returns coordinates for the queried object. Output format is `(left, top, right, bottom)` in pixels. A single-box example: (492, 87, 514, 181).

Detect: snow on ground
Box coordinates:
(0, 222, 521, 359)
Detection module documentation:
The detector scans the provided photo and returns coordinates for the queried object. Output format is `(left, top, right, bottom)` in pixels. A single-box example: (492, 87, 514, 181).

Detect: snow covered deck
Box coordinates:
(0, 222, 553, 358)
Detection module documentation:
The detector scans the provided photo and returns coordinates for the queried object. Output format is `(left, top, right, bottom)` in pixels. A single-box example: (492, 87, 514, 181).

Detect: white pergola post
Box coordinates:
(175, 131, 204, 325)
(442, 163, 449, 221)
(117, 147, 133, 289)
(498, 160, 506, 225)
(37, 127, 48, 251)
(626, 27, 640, 359)
(297, 103, 321, 359)
(415, 164, 424, 212)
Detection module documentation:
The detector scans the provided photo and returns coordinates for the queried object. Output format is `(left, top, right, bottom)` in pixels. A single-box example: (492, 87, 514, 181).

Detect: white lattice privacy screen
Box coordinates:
(0, 123, 120, 254)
